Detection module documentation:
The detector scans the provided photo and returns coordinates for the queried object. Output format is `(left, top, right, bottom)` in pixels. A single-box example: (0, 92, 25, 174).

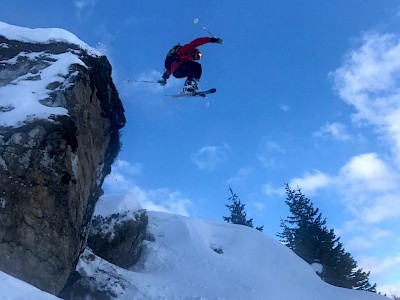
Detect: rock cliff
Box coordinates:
(0, 24, 125, 295)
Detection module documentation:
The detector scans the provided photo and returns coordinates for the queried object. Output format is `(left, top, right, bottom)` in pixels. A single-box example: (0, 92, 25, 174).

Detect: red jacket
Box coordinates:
(164, 37, 213, 77)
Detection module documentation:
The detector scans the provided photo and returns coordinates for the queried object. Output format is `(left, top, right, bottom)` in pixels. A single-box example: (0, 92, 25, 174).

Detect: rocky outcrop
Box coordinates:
(88, 210, 148, 269)
(0, 35, 125, 295)
(60, 248, 131, 300)
(60, 210, 148, 300)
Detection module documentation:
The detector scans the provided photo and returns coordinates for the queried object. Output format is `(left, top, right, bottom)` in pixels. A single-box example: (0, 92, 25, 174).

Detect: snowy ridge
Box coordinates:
(0, 21, 100, 55)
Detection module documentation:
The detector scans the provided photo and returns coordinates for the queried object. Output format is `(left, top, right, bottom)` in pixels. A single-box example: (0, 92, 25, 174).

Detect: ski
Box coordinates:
(168, 88, 216, 99)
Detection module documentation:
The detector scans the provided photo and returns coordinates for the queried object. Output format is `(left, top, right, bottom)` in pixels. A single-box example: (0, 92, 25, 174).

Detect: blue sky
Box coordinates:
(2, 0, 400, 295)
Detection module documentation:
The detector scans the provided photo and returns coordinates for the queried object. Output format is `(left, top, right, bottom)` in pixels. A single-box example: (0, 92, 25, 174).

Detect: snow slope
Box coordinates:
(0, 271, 60, 300)
(82, 196, 388, 300)
(123, 211, 387, 300)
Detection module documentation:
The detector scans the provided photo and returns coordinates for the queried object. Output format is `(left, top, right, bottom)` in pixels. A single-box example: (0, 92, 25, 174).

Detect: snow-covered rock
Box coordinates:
(88, 210, 148, 268)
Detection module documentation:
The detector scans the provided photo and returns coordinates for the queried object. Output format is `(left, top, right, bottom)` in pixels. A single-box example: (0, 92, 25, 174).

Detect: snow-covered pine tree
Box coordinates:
(223, 186, 263, 231)
(278, 184, 376, 292)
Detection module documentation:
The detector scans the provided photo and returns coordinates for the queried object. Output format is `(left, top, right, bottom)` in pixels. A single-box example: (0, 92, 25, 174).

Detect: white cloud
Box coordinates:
(103, 159, 192, 216)
(191, 144, 229, 171)
(361, 193, 400, 223)
(287, 151, 400, 224)
(338, 153, 398, 193)
(103, 159, 142, 193)
(113, 159, 142, 175)
(331, 32, 400, 162)
(289, 170, 334, 195)
(314, 122, 351, 141)
(377, 283, 400, 298)
(359, 253, 400, 296)
(336, 153, 400, 223)
(360, 254, 400, 277)
(346, 228, 392, 251)
(127, 187, 192, 216)
(99, 186, 192, 217)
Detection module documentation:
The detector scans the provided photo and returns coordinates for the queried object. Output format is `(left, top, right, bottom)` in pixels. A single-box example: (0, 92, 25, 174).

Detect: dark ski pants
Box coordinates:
(173, 61, 202, 81)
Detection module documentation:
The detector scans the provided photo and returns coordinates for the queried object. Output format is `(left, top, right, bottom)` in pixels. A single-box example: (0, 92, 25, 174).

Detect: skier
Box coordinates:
(158, 37, 223, 94)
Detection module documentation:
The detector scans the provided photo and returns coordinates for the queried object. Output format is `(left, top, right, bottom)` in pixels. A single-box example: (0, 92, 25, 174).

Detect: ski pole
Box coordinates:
(137, 80, 157, 83)
(124, 79, 157, 84)
(193, 18, 215, 38)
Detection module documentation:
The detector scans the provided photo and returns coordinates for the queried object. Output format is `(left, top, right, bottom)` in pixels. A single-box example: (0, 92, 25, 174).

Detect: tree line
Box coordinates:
(223, 184, 376, 293)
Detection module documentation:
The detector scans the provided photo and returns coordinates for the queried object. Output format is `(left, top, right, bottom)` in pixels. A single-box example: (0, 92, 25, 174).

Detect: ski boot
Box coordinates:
(182, 78, 199, 94)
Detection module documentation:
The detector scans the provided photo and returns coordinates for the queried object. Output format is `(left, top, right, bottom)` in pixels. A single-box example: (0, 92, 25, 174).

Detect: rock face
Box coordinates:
(0, 35, 125, 294)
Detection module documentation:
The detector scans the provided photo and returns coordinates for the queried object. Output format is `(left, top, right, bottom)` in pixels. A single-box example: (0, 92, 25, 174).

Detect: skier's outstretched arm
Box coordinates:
(180, 37, 223, 53)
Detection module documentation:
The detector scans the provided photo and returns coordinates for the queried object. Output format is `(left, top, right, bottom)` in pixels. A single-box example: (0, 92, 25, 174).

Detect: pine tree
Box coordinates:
(279, 184, 376, 292)
(223, 186, 263, 231)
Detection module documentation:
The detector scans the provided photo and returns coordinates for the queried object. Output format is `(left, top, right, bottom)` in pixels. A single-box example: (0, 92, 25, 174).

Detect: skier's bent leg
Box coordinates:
(174, 61, 202, 93)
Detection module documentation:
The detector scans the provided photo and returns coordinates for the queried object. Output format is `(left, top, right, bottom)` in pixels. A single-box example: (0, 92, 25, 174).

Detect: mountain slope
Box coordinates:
(123, 211, 386, 300)
(76, 195, 388, 300)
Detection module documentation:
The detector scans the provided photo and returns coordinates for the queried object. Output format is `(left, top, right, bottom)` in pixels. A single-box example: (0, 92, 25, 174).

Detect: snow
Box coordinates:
(0, 52, 83, 128)
(89, 195, 388, 300)
(0, 271, 60, 300)
(311, 262, 323, 274)
(0, 21, 100, 55)
(123, 211, 387, 300)
(0, 21, 99, 128)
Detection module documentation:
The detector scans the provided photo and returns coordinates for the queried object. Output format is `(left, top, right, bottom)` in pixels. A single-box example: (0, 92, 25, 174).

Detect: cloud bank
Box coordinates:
(103, 159, 192, 216)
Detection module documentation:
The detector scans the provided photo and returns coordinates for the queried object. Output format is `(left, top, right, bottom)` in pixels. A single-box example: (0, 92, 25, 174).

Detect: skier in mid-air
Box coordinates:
(158, 36, 223, 94)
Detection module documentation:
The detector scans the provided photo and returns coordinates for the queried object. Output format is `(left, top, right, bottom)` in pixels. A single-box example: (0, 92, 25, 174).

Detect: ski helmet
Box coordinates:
(193, 49, 202, 60)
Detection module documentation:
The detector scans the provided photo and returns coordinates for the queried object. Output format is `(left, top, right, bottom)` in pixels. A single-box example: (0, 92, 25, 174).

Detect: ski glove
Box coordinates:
(158, 78, 167, 86)
(210, 37, 223, 44)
